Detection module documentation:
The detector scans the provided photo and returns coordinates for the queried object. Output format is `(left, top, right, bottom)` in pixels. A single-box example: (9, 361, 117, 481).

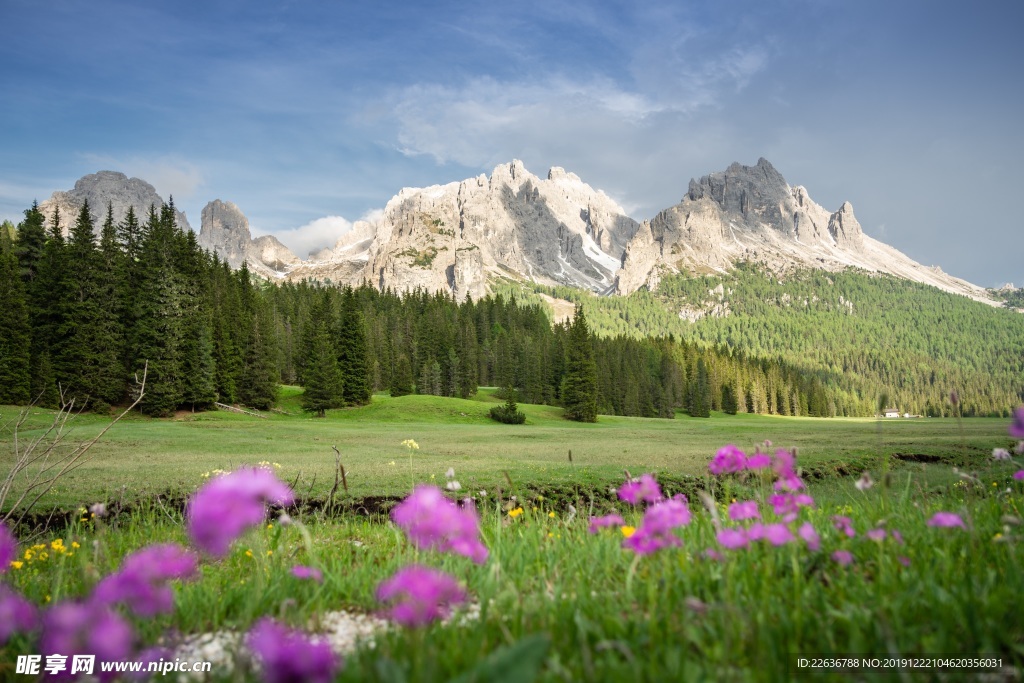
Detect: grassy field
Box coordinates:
(2, 389, 1023, 681)
(0, 387, 1016, 513)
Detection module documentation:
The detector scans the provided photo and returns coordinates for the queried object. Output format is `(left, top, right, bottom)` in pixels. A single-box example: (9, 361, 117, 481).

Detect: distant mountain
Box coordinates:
(615, 158, 989, 303)
(197, 200, 299, 278)
(38, 171, 192, 233)
(37, 161, 997, 305)
(285, 160, 640, 299)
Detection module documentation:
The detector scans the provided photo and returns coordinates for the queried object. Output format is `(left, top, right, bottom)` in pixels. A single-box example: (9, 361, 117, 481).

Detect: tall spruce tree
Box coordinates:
(390, 352, 413, 397)
(0, 230, 31, 404)
(133, 206, 184, 415)
(58, 201, 125, 409)
(560, 305, 598, 422)
(337, 287, 371, 405)
(301, 320, 344, 416)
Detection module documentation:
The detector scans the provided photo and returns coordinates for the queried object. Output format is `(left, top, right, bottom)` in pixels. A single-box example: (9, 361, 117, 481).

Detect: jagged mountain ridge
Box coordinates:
(614, 158, 988, 303)
(38, 171, 192, 234)
(38, 160, 995, 304)
(285, 160, 639, 299)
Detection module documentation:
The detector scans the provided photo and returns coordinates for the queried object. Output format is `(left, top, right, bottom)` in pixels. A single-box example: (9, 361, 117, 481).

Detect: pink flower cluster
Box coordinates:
(623, 495, 692, 555)
(588, 514, 625, 534)
(186, 467, 295, 557)
(618, 473, 663, 504)
(378, 485, 484, 626)
(376, 565, 467, 627)
(94, 544, 198, 616)
(247, 618, 339, 683)
(390, 485, 488, 564)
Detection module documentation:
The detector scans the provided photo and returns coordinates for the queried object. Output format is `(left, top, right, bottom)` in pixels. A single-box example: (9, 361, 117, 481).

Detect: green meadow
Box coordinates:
(0, 387, 1014, 512)
(3, 390, 1023, 682)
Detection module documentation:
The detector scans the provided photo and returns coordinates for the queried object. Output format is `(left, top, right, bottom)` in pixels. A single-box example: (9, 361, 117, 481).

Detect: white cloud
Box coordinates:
(257, 215, 353, 259)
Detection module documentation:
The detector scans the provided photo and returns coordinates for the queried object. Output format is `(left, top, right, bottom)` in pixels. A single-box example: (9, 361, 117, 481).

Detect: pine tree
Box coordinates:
(560, 305, 598, 422)
(301, 321, 344, 416)
(0, 230, 31, 404)
(57, 201, 125, 409)
(390, 352, 413, 397)
(133, 206, 184, 416)
(15, 202, 47, 284)
(689, 357, 712, 418)
(337, 288, 371, 405)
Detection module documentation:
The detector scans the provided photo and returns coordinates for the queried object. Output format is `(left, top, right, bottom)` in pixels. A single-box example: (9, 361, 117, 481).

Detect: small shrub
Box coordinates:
(490, 390, 526, 424)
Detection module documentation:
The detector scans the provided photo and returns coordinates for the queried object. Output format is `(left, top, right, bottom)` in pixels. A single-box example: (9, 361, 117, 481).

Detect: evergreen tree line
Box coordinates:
(1, 201, 853, 419)
(498, 263, 1024, 418)
(1, 201, 278, 415)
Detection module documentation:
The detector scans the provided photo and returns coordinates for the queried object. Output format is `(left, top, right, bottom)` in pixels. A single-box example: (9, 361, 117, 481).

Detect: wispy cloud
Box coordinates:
(255, 215, 353, 259)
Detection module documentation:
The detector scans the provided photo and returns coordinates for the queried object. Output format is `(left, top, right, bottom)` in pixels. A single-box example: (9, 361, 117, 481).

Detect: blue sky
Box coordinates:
(1, 0, 1021, 287)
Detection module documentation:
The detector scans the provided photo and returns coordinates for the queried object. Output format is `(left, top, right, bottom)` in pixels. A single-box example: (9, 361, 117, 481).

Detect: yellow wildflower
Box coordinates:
(44, 595, 50, 603)
(71, 542, 80, 549)
(548, 532, 554, 538)
(266, 524, 273, 530)
(508, 507, 524, 519)
(621, 526, 636, 538)
(245, 549, 253, 558)
(548, 511, 556, 518)
(401, 439, 420, 450)
(266, 550, 273, 556)
(10, 561, 23, 570)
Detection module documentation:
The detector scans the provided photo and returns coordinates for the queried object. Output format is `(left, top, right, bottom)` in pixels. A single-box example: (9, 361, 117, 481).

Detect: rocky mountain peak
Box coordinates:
(198, 199, 298, 276)
(38, 170, 192, 235)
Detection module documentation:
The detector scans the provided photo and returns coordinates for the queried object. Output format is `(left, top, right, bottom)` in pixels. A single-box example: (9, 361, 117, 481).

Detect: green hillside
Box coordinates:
(497, 265, 1024, 418)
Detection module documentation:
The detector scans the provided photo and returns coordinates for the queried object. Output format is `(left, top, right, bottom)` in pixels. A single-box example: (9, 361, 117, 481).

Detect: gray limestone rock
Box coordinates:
(38, 170, 192, 234)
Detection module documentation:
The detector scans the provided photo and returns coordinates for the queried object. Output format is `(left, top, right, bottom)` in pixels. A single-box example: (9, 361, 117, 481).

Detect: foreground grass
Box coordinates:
(0, 388, 1013, 512)
(3, 468, 1023, 682)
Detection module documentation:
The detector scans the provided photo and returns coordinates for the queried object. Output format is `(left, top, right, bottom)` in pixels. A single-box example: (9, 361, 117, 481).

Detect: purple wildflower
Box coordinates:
(391, 485, 488, 564)
(927, 512, 966, 529)
(769, 493, 814, 522)
(618, 473, 663, 505)
(773, 475, 806, 492)
(831, 550, 854, 566)
(898, 556, 911, 567)
(0, 522, 15, 572)
(992, 448, 1012, 461)
(772, 449, 796, 479)
(622, 496, 691, 555)
(866, 528, 887, 542)
(186, 467, 295, 557)
(94, 543, 198, 617)
(746, 523, 766, 542)
(832, 516, 856, 538)
(703, 548, 724, 562)
(41, 602, 134, 681)
(891, 530, 904, 545)
(291, 565, 324, 582)
(763, 523, 794, 546)
(1010, 406, 1024, 438)
(798, 522, 820, 551)
(376, 565, 467, 627)
(728, 500, 760, 521)
(745, 453, 771, 470)
(1014, 470, 1024, 481)
(709, 445, 746, 476)
(0, 586, 38, 645)
(588, 514, 626, 534)
(247, 618, 339, 683)
(717, 528, 749, 550)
